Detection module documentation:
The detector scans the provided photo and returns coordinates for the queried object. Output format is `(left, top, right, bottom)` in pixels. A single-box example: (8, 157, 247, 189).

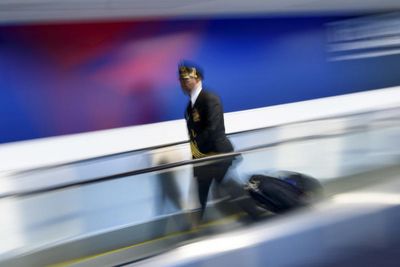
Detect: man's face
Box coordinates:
(179, 76, 198, 95)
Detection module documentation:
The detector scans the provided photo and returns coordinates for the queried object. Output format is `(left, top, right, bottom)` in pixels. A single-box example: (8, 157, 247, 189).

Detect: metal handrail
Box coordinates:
(1, 107, 399, 199)
(6, 105, 400, 177)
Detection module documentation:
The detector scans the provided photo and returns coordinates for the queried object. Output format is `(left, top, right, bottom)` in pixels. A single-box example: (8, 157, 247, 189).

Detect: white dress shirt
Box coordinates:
(190, 81, 202, 107)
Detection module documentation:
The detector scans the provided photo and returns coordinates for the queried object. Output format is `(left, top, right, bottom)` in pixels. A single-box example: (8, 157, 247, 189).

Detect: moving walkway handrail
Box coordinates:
(1, 108, 400, 199)
(5, 105, 400, 178)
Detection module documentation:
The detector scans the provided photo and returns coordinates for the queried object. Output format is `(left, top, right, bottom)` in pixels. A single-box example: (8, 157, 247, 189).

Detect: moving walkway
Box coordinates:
(1, 107, 400, 267)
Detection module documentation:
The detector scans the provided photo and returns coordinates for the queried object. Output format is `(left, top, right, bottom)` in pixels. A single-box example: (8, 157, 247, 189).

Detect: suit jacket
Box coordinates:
(185, 89, 233, 158)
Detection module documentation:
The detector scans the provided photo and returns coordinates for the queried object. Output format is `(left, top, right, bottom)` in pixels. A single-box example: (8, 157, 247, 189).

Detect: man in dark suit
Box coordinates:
(178, 62, 237, 224)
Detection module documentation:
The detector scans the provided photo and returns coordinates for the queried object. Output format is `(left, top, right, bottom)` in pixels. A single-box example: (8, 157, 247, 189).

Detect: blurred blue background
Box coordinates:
(1, 15, 400, 144)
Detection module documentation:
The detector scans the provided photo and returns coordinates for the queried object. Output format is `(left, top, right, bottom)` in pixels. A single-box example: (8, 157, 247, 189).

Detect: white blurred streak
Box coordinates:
(332, 192, 400, 205)
(1, 86, 400, 174)
(329, 36, 400, 52)
(327, 12, 400, 61)
(0, 198, 24, 254)
(0, 120, 188, 174)
(174, 234, 258, 262)
(327, 13, 400, 42)
(330, 48, 400, 61)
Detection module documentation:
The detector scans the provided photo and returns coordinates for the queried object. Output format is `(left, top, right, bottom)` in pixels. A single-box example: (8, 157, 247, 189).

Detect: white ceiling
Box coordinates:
(0, 0, 399, 24)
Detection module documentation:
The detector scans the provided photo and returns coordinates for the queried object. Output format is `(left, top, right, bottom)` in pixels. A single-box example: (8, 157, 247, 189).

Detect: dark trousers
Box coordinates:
(193, 156, 263, 221)
(193, 157, 233, 218)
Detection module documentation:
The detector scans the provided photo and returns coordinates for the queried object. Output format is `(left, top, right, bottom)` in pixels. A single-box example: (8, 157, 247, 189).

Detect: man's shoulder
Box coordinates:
(200, 89, 220, 102)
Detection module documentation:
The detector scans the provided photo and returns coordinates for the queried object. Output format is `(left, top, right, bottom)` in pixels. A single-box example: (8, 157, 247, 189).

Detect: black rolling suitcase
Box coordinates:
(245, 170, 323, 214)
